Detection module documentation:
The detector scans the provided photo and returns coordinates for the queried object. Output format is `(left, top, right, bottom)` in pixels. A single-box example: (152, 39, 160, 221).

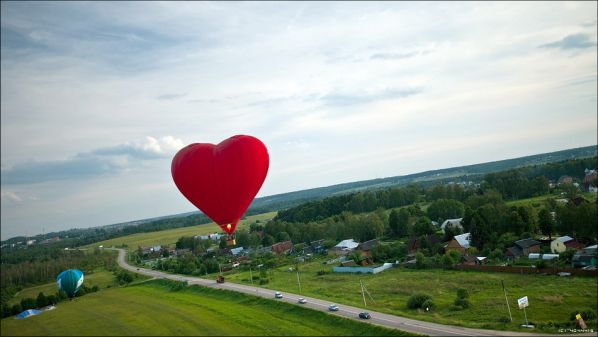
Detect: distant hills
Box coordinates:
(247, 144, 597, 212)
(2, 144, 596, 244)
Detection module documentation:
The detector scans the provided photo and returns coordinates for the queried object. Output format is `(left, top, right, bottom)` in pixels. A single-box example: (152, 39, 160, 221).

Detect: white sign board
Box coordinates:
(517, 296, 529, 309)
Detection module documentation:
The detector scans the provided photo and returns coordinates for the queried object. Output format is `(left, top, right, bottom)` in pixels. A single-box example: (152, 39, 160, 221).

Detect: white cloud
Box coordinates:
(1, 191, 22, 203)
(1, 2, 596, 239)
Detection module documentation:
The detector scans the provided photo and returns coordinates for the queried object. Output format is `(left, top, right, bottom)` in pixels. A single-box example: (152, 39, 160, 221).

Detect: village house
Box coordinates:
(583, 169, 597, 191)
(357, 239, 379, 258)
(572, 244, 598, 268)
(330, 239, 359, 256)
(407, 234, 441, 255)
(550, 236, 586, 254)
(558, 175, 573, 185)
(440, 218, 463, 233)
(505, 238, 541, 259)
(230, 247, 244, 256)
(445, 233, 471, 255)
(271, 240, 293, 255)
(196, 233, 223, 241)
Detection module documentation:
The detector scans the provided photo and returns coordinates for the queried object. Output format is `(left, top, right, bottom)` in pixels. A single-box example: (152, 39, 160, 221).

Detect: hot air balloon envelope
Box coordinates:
(171, 135, 269, 234)
(56, 269, 84, 298)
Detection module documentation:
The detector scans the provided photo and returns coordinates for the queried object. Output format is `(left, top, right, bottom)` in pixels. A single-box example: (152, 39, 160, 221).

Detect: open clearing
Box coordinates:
(7, 269, 119, 306)
(222, 259, 598, 333)
(1, 279, 414, 336)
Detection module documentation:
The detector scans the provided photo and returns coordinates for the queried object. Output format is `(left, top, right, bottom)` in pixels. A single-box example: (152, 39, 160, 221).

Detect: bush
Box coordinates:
(496, 316, 511, 323)
(36, 292, 48, 307)
(456, 288, 469, 299)
(11, 304, 22, 316)
(317, 270, 329, 276)
(259, 279, 269, 285)
(407, 293, 432, 309)
(440, 254, 454, 268)
(449, 304, 463, 311)
(454, 297, 470, 308)
(20, 297, 36, 310)
(115, 270, 135, 284)
(535, 260, 547, 269)
(46, 295, 57, 305)
(415, 252, 427, 269)
(169, 281, 187, 291)
(569, 309, 597, 321)
(421, 299, 435, 311)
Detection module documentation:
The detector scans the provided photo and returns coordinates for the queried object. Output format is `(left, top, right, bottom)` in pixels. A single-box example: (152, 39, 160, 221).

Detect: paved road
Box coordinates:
(114, 248, 582, 336)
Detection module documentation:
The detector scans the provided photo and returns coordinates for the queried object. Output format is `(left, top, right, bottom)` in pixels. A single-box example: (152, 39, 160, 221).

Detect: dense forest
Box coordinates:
(256, 157, 598, 255)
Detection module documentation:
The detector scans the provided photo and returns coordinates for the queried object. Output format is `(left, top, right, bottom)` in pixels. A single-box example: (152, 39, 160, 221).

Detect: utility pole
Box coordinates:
(501, 280, 513, 322)
(360, 280, 367, 307)
(296, 270, 302, 294)
(249, 266, 254, 287)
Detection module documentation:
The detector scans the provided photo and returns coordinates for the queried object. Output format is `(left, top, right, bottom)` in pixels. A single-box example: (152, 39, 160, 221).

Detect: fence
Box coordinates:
(454, 264, 597, 277)
(333, 263, 393, 274)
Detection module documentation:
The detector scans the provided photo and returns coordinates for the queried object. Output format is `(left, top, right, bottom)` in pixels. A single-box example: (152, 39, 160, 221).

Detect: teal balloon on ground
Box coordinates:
(56, 269, 84, 298)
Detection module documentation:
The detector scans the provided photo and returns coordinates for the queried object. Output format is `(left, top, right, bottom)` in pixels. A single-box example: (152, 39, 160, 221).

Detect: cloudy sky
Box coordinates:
(1, 2, 596, 240)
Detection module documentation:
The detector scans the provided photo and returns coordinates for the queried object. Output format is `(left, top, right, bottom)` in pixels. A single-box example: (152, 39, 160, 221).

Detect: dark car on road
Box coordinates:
(359, 312, 371, 319)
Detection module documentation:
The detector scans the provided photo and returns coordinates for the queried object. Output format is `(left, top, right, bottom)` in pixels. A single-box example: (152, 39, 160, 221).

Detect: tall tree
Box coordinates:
(538, 208, 554, 240)
(396, 208, 410, 237)
(388, 209, 400, 236)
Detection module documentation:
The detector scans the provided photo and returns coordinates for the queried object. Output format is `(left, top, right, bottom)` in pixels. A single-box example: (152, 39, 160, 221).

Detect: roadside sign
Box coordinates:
(576, 313, 588, 329)
(517, 296, 529, 309)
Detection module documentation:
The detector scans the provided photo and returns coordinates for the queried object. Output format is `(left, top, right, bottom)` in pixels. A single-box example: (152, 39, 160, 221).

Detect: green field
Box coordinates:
(7, 269, 119, 306)
(85, 212, 277, 250)
(506, 192, 597, 208)
(222, 258, 598, 333)
(1, 280, 415, 336)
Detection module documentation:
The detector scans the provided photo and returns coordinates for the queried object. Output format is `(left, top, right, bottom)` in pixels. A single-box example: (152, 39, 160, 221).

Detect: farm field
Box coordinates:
(505, 192, 597, 208)
(222, 258, 598, 333)
(85, 212, 277, 250)
(1, 279, 415, 336)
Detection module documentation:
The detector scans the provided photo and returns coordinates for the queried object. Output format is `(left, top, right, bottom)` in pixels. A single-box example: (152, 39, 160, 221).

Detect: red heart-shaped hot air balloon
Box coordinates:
(171, 135, 269, 235)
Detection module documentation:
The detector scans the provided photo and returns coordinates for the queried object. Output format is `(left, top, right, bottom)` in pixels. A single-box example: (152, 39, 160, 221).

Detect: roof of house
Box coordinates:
(441, 218, 463, 230)
(555, 236, 574, 243)
(271, 240, 293, 252)
(506, 246, 523, 257)
(334, 239, 359, 250)
(453, 233, 471, 249)
(231, 247, 244, 255)
(358, 239, 379, 251)
(565, 240, 586, 250)
(514, 238, 541, 249)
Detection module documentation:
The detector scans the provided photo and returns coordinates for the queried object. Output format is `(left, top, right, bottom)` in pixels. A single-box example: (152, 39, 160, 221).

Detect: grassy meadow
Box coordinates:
(1, 280, 415, 336)
(222, 258, 598, 333)
(84, 212, 277, 250)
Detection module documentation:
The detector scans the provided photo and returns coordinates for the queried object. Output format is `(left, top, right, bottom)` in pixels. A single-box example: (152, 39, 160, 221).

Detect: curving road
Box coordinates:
(114, 248, 582, 337)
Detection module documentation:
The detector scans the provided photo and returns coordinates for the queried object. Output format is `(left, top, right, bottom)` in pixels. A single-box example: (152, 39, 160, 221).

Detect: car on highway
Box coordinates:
(274, 291, 283, 299)
(359, 312, 371, 319)
(298, 298, 307, 304)
(328, 304, 339, 311)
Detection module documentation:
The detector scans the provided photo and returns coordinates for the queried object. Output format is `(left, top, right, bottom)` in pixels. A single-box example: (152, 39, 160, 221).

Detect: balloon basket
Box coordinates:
(226, 234, 236, 246)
